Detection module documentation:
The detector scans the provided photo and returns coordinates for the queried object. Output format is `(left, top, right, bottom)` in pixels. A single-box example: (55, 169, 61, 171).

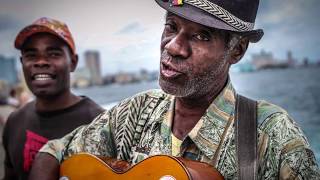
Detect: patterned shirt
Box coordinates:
(40, 82, 320, 179)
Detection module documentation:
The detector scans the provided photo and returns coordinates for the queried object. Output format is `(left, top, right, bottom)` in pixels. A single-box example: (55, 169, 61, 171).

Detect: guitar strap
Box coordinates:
(235, 94, 258, 180)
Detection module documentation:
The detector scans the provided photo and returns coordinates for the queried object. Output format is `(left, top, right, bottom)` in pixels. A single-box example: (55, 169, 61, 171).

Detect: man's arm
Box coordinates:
(279, 146, 320, 179)
(28, 110, 116, 179)
(28, 153, 59, 180)
(259, 111, 320, 179)
(27, 124, 86, 179)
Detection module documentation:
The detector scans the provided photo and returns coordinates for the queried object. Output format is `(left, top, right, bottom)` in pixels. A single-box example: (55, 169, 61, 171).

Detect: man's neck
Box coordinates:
(172, 78, 228, 140)
(35, 91, 81, 112)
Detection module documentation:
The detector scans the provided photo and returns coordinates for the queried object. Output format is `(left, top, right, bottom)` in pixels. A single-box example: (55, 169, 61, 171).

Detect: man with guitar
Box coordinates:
(30, 0, 320, 179)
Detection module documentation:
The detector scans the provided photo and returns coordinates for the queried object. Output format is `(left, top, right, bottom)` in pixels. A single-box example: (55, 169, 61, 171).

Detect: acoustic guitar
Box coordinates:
(60, 153, 224, 180)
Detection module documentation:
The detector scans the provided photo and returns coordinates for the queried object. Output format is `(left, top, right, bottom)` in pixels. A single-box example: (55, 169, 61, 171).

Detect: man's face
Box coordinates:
(159, 13, 231, 98)
(20, 33, 77, 98)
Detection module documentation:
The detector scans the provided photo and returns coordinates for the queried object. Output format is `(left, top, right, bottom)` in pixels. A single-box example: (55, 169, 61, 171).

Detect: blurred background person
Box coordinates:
(0, 81, 16, 126)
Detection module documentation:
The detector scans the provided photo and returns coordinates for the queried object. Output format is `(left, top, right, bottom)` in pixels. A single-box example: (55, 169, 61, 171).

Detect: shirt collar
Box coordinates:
(157, 80, 237, 159)
(187, 80, 237, 159)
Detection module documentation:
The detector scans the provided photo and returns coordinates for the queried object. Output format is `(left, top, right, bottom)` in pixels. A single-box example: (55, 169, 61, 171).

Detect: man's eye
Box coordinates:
(23, 53, 37, 59)
(194, 34, 210, 41)
(48, 52, 62, 57)
(164, 23, 177, 33)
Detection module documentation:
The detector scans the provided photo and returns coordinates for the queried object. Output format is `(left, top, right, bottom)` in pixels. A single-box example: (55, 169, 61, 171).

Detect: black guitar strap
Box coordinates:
(235, 94, 258, 180)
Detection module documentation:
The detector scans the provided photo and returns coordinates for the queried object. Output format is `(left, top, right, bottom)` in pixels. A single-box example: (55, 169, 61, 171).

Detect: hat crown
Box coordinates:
(33, 17, 68, 29)
(14, 17, 76, 54)
(208, 0, 259, 23)
(32, 17, 72, 42)
(156, 0, 264, 42)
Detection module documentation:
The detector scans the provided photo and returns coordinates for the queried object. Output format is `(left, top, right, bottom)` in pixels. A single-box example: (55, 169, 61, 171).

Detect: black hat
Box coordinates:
(155, 0, 264, 43)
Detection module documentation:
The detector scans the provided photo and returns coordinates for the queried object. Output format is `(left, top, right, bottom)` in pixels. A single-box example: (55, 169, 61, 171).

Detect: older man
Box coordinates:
(30, 0, 319, 179)
(2, 17, 104, 180)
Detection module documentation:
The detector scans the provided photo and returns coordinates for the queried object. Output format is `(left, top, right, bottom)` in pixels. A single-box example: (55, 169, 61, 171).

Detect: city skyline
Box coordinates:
(0, 0, 319, 75)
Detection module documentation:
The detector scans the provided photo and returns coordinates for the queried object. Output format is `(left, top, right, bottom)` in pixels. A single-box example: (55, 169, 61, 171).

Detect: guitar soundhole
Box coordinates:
(59, 176, 69, 180)
(159, 175, 176, 180)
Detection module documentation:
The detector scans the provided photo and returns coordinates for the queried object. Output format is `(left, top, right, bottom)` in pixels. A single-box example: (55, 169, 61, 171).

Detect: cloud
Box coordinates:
(252, 0, 320, 61)
(115, 22, 146, 35)
(102, 36, 160, 73)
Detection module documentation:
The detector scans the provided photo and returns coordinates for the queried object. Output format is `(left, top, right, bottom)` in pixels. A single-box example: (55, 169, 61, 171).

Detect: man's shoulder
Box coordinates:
(3, 101, 35, 136)
(256, 100, 307, 145)
(61, 96, 104, 124)
(256, 100, 287, 125)
(7, 100, 35, 121)
(113, 89, 168, 108)
(257, 100, 291, 130)
(254, 102, 319, 179)
(78, 96, 104, 112)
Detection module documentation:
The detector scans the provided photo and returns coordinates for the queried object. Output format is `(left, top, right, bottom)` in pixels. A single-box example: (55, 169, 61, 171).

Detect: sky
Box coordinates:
(0, 0, 319, 75)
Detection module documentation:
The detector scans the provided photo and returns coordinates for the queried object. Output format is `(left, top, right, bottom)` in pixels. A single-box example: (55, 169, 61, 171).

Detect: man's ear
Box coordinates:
(70, 54, 78, 72)
(229, 37, 249, 64)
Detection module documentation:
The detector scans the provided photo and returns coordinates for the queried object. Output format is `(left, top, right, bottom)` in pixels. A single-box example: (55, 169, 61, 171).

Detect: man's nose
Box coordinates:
(34, 55, 50, 68)
(164, 33, 191, 59)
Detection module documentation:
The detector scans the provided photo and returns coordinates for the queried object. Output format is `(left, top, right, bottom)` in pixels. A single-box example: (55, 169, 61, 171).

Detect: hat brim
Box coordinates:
(155, 0, 263, 43)
(14, 25, 75, 54)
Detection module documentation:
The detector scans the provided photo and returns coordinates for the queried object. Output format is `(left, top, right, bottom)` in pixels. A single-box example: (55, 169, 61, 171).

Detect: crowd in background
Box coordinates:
(0, 80, 32, 125)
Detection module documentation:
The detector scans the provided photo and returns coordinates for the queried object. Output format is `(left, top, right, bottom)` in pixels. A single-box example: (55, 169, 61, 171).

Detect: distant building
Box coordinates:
(251, 50, 288, 70)
(286, 51, 295, 67)
(303, 57, 309, 67)
(71, 67, 91, 88)
(0, 56, 18, 85)
(85, 51, 103, 86)
(231, 62, 255, 73)
(114, 72, 139, 84)
(251, 50, 277, 69)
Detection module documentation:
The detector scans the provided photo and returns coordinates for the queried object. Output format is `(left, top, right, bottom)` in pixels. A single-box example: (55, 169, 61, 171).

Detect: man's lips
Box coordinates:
(30, 73, 56, 87)
(160, 62, 183, 78)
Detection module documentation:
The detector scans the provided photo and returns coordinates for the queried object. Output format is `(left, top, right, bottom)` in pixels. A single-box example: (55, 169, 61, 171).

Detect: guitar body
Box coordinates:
(60, 153, 224, 180)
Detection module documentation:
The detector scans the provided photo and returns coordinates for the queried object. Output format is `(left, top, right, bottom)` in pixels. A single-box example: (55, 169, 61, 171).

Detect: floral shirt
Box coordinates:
(40, 82, 320, 179)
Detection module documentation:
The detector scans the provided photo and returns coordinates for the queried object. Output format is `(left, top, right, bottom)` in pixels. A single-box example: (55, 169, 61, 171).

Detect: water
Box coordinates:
(74, 66, 320, 165)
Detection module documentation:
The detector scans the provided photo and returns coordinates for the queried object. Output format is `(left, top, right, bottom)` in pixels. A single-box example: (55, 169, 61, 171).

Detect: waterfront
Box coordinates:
(74, 66, 320, 164)
(0, 67, 318, 177)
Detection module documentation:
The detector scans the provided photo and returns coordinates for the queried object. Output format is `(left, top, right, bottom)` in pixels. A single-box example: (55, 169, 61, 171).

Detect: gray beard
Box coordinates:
(159, 52, 231, 99)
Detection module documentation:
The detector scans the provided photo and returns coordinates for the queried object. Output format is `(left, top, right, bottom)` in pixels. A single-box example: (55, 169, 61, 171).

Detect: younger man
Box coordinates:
(2, 17, 104, 179)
